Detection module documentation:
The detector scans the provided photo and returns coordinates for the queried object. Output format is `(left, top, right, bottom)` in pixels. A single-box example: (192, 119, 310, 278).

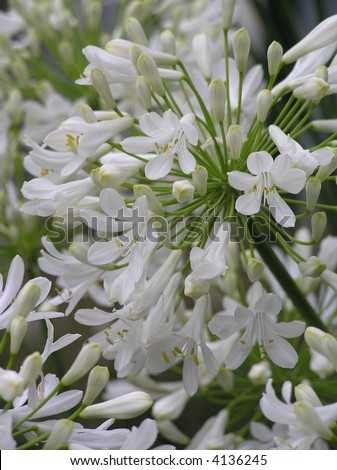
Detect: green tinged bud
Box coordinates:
(227, 124, 243, 160)
(136, 76, 152, 110)
(192, 165, 208, 196)
(232, 27, 250, 73)
(124, 17, 148, 46)
(306, 176, 321, 211)
(137, 53, 166, 96)
(311, 211, 327, 242)
(208, 78, 226, 122)
(267, 41, 283, 77)
(83, 366, 109, 406)
(256, 89, 273, 123)
(90, 68, 116, 109)
(61, 343, 101, 386)
(43, 419, 74, 450)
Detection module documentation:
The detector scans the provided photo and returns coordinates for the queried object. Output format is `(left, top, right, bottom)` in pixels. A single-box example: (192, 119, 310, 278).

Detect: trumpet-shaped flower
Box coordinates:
(209, 283, 305, 369)
(228, 151, 306, 227)
(121, 110, 198, 179)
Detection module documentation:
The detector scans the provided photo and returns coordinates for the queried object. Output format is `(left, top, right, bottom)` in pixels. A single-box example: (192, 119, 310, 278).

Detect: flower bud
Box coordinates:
(294, 383, 321, 406)
(152, 388, 189, 421)
(19, 352, 42, 387)
(305, 326, 337, 370)
(256, 89, 273, 122)
(80, 391, 153, 419)
(5, 89, 23, 125)
(11, 59, 30, 86)
(0, 369, 25, 401)
(172, 180, 195, 203)
(221, 0, 236, 30)
(209, 78, 226, 122)
(90, 68, 116, 109)
(124, 17, 148, 46)
(136, 76, 152, 110)
(91, 164, 138, 189)
(58, 40, 74, 67)
(306, 176, 321, 211)
(43, 419, 74, 450)
(282, 15, 337, 64)
(293, 401, 333, 440)
(317, 153, 337, 181)
(133, 184, 165, 215)
(10, 282, 41, 319)
(248, 361, 271, 385)
(129, 44, 143, 71)
(247, 258, 265, 282)
(227, 124, 244, 160)
(321, 269, 337, 292)
(76, 102, 97, 124)
(232, 28, 250, 73)
(315, 65, 328, 81)
(125, 0, 153, 22)
(293, 77, 330, 102)
(137, 53, 165, 96)
(267, 41, 283, 77)
(61, 343, 101, 386)
(160, 30, 176, 56)
(83, 366, 109, 406)
(299, 256, 326, 278)
(311, 211, 327, 242)
(192, 165, 208, 196)
(10, 316, 27, 355)
(83, 0, 102, 31)
(193, 34, 212, 80)
(157, 420, 190, 446)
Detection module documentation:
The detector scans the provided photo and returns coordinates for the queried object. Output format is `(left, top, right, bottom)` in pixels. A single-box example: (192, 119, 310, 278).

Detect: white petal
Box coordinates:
(181, 121, 198, 145)
(87, 241, 119, 265)
(253, 293, 282, 316)
(267, 191, 296, 227)
(145, 154, 174, 179)
(0, 255, 24, 313)
(139, 112, 168, 137)
(271, 157, 306, 193)
(75, 308, 114, 325)
(247, 151, 273, 175)
(235, 192, 261, 215)
(100, 188, 127, 217)
(265, 335, 299, 368)
(228, 171, 259, 191)
(178, 146, 196, 174)
(273, 320, 306, 338)
(121, 136, 156, 154)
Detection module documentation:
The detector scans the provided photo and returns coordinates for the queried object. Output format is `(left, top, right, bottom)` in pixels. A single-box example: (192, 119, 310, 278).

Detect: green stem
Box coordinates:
(247, 218, 327, 331)
(0, 331, 9, 355)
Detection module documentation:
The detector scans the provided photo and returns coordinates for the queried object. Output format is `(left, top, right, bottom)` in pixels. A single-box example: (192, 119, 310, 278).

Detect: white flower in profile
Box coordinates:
(184, 223, 230, 299)
(209, 282, 305, 369)
(121, 110, 198, 179)
(260, 379, 337, 449)
(228, 151, 306, 227)
(269, 125, 334, 177)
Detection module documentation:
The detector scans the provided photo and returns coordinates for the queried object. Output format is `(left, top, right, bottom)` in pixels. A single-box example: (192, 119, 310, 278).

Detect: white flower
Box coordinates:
(228, 151, 306, 227)
(260, 379, 337, 449)
(209, 283, 305, 369)
(121, 110, 198, 179)
(269, 125, 334, 177)
(184, 223, 230, 299)
(0, 369, 25, 402)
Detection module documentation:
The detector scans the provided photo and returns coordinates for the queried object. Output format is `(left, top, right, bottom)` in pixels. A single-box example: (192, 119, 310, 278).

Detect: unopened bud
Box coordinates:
(294, 383, 321, 405)
(192, 165, 208, 196)
(293, 77, 330, 101)
(267, 41, 283, 77)
(193, 34, 212, 80)
(43, 419, 74, 450)
(137, 53, 165, 96)
(12, 59, 30, 85)
(11, 282, 41, 319)
(157, 420, 190, 446)
(91, 164, 138, 189)
(129, 44, 143, 70)
(317, 153, 337, 181)
(315, 65, 328, 81)
(221, 0, 236, 30)
(152, 388, 189, 421)
(299, 256, 327, 278)
(209, 78, 226, 122)
(76, 103, 97, 123)
(61, 343, 101, 386)
(160, 30, 176, 55)
(58, 40, 74, 67)
(172, 180, 195, 203)
(133, 184, 165, 215)
(83, 366, 109, 406)
(90, 68, 116, 108)
(306, 177, 321, 211)
(136, 76, 152, 110)
(19, 352, 42, 387)
(232, 28, 250, 73)
(5, 89, 23, 125)
(0, 369, 24, 401)
(10, 316, 27, 355)
(256, 89, 273, 122)
(247, 258, 265, 282)
(227, 124, 243, 160)
(305, 326, 337, 370)
(83, 0, 102, 31)
(311, 211, 327, 242)
(124, 17, 148, 46)
(80, 391, 153, 419)
(248, 361, 271, 385)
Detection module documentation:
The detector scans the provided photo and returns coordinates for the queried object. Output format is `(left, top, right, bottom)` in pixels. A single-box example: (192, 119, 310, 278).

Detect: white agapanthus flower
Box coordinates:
(209, 283, 306, 369)
(260, 379, 337, 449)
(228, 151, 306, 227)
(121, 110, 198, 179)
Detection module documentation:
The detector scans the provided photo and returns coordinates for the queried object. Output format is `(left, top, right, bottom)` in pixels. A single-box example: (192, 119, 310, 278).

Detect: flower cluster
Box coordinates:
(2, 0, 337, 451)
